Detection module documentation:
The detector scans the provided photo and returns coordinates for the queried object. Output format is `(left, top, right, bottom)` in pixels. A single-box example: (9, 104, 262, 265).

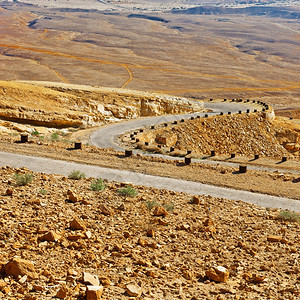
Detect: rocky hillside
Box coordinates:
(0, 166, 299, 299)
(0, 81, 204, 131)
(135, 113, 300, 158)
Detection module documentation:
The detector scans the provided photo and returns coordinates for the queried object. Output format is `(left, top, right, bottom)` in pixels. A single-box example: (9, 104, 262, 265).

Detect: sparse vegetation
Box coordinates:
(31, 129, 40, 136)
(117, 185, 138, 197)
(61, 139, 73, 144)
(277, 210, 299, 222)
(145, 200, 159, 211)
(68, 170, 86, 180)
(50, 132, 59, 142)
(39, 188, 48, 195)
(14, 173, 34, 186)
(163, 202, 175, 212)
(90, 178, 107, 192)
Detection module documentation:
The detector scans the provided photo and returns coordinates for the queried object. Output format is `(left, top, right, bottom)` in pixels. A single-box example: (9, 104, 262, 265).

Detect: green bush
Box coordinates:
(145, 200, 159, 211)
(51, 132, 59, 141)
(14, 173, 34, 186)
(68, 170, 86, 180)
(31, 129, 40, 136)
(39, 188, 48, 195)
(277, 210, 299, 222)
(163, 202, 175, 212)
(117, 185, 138, 197)
(90, 178, 107, 192)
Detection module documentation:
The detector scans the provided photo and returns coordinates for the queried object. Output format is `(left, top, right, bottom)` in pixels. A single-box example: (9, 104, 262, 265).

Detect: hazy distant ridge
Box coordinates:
(172, 6, 300, 19)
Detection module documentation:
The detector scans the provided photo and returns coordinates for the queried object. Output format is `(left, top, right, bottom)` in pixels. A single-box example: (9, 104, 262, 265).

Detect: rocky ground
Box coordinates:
(0, 166, 299, 299)
(132, 112, 300, 158)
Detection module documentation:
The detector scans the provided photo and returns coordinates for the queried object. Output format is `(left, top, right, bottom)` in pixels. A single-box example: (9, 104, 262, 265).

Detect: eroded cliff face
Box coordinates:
(0, 81, 204, 130)
(140, 96, 204, 116)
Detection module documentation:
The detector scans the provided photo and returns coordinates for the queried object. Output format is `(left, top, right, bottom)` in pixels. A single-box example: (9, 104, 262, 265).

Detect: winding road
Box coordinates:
(1, 100, 299, 211)
(90, 100, 297, 174)
(90, 101, 253, 151)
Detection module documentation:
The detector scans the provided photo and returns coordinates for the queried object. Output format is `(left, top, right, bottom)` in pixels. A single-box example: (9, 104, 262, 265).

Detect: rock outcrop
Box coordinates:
(0, 81, 204, 132)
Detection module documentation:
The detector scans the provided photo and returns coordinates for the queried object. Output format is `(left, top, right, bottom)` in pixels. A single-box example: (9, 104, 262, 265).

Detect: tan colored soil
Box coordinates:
(0, 166, 299, 299)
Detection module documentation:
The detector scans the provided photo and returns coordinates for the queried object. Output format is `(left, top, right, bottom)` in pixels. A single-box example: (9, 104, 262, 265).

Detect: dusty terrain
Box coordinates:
(0, 2, 299, 115)
(0, 1, 299, 298)
(0, 166, 299, 299)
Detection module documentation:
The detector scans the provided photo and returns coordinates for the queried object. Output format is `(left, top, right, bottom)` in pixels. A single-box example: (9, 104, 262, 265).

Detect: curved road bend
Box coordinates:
(90, 101, 249, 151)
(90, 102, 299, 174)
(0, 151, 299, 212)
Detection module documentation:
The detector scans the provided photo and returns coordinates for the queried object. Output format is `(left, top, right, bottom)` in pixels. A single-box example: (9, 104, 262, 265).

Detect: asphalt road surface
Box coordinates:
(0, 151, 299, 211)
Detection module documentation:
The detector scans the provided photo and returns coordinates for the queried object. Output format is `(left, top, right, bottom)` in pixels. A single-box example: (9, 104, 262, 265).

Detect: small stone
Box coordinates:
(191, 195, 201, 204)
(83, 272, 100, 286)
(68, 190, 80, 203)
(67, 234, 84, 241)
(203, 218, 214, 226)
(56, 285, 69, 299)
(267, 235, 282, 242)
(38, 231, 60, 242)
(34, 284, 44, 291)
(145, 270, 157, 278)
(99, 204, 114, 216)
(136, 259, 151, 267)
(84, 231, 92, 239)
(86, 285, 103, 300)
(148, 242, 159, 249)
(243, 273, 265, 283)
(153, 206, 168, 217)
(158, 218, 168, 226)
(4, 257, 38, 279)
(5, 188, 13, 196)
(123, 232, 130, 238)
(70, 218, 86, 231)
(112, 244, 122, 252)
(138, 237, 148, 247)
(182, 269, 194, 280)
(99, 276, 111, 286)
(146, 229, 155, 237)
(117, 203, 125, 211)
(67, 269, 78, 277)
(19, 275, 28, 284)
(126, 284, 142, 297)
(206, 266, 229, 283)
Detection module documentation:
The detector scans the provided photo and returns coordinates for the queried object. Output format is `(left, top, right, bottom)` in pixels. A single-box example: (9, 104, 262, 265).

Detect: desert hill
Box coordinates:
(134, 112, 300, 158)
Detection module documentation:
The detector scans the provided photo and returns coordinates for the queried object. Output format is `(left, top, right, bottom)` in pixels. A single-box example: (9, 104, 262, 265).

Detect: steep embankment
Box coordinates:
(0, 81, 204, 131)
(136, 113, 300, 158)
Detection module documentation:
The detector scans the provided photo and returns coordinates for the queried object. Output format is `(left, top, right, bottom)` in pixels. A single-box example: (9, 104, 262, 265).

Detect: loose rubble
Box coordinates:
(135, 113, 299, 158)
(0, 166, 298, 299)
